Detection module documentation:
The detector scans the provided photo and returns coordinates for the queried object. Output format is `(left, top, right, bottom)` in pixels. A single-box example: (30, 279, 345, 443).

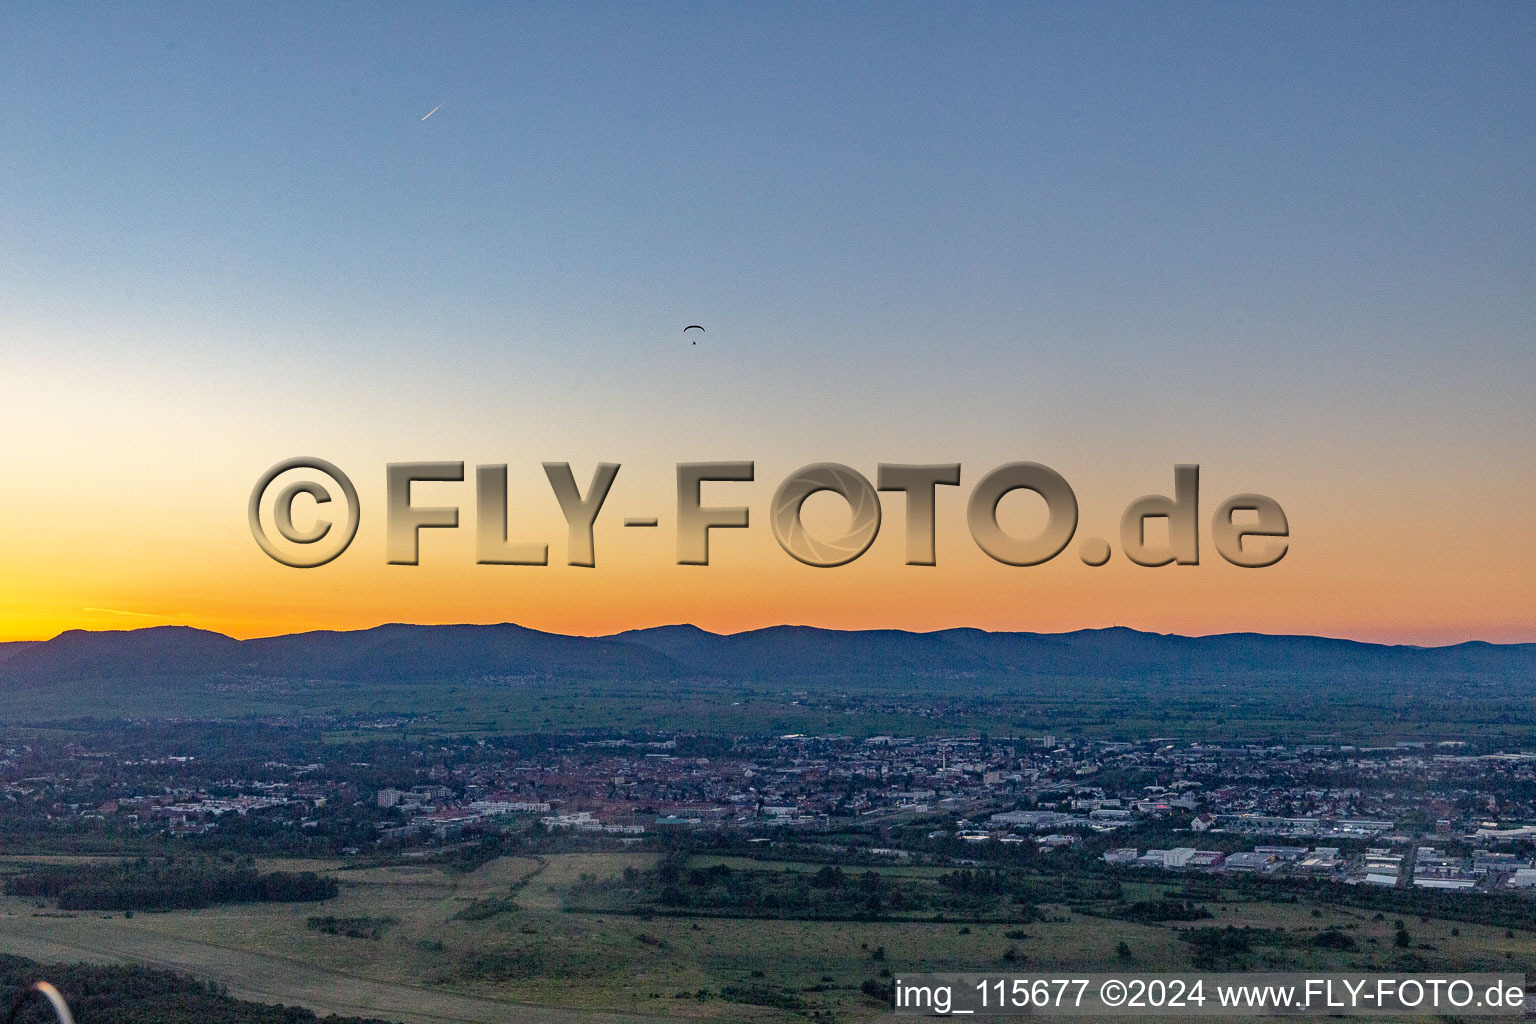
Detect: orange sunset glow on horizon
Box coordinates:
(2, 7, 1532, 651)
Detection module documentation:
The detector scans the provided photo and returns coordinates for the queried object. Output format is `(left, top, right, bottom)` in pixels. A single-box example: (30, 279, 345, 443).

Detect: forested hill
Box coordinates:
(2, 622, 1532, 690)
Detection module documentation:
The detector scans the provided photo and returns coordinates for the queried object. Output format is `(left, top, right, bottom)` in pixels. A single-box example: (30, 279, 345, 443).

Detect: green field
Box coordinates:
(3, 852, 1534, 1023)
(11, 668, 1536, 748)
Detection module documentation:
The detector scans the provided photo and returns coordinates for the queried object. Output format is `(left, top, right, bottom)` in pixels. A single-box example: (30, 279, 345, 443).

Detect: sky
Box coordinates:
(1, 3, 1533, 645)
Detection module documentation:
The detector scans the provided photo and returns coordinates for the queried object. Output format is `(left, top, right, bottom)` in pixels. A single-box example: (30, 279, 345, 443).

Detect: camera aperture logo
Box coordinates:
(248, 460, 1288, 570)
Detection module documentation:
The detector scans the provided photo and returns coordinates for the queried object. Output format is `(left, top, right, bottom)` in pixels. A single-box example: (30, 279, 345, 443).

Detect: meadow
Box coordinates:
(3, 851, 1534, 1023)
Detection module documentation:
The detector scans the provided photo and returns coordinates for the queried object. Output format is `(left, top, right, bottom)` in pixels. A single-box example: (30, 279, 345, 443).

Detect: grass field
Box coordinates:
(3, 852, 1534, 1023)
(11, 670, 1536, 747)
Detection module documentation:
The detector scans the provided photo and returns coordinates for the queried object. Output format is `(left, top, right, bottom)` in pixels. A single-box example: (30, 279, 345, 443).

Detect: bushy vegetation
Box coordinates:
(1311, 928, 1357, 950)
(1106, 897, 1214, 924)
(566, 856, 1046, 921)
(305, 916, 397, 940)
(1180, 925, 1299, 968)
(450, 894, 518, 921)
(6, 859, 337, 911)
(0, 955, 385, 1024)
(720, 984, 807, 1011)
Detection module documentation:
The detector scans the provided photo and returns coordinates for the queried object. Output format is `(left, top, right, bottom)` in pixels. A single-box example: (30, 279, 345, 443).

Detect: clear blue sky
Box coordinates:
(4, 4, 1531, 349)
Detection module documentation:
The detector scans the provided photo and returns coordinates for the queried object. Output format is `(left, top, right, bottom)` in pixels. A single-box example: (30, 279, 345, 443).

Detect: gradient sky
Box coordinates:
(1, 3, 1533, 644)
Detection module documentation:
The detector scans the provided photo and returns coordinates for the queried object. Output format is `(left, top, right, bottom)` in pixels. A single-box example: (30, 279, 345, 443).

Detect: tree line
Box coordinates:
(6, 860, 337, 910)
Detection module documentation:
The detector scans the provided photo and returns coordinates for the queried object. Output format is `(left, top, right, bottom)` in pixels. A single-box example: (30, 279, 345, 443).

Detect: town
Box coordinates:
(9, 722, 1536, 899)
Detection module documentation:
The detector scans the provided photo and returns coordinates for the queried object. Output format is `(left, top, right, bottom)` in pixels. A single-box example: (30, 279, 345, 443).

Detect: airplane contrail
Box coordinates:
(421, 104, 442, 121)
